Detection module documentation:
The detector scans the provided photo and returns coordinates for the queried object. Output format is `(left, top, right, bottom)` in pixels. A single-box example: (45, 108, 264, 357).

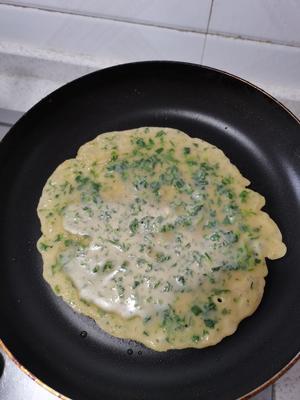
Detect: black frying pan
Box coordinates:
(0, 61, 299, 400)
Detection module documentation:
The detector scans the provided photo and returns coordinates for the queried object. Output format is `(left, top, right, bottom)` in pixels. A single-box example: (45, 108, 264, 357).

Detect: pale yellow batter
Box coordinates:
(37, 127, 286, 351)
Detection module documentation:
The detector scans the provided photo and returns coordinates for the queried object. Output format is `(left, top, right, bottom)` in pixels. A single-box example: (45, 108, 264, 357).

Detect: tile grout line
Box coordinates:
(0, 1, 299, 49)
(0, 1, 208, 35)
(0, 108, 23, 125)
(201, 0, 214, 64)
(272, 383, 276, 400)
(207, 31, 300, 49)
(0, 121, 12, 127)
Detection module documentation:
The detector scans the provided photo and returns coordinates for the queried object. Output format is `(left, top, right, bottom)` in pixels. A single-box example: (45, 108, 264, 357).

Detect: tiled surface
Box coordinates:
(1, 37, 300, 114)
(2, 0, 300, 47)
(0, 73, 61, 112)
(209, 0, 300, 46)
(0, 1, 299, 113)
(0, 0, 212, 31)
(275, 361, 300, 400)
(0, 351, 58, 400)
(203, 35, 300, 104)
(0, 4, 204, 63)
(0, 40, 100, 81)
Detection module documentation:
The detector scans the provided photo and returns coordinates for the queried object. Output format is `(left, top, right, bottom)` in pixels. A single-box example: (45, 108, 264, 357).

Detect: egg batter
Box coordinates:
(37, 127, 286, 351)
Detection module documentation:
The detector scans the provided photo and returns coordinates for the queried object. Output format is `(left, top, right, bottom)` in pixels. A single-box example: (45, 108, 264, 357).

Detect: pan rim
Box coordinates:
(1, 60, 299, 399)
(1, 339, 299, 400)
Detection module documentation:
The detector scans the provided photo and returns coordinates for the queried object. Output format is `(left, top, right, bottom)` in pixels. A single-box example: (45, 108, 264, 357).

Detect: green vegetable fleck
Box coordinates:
(129, 218, 139, 234)
(204, 319, 216, 329)
(191, 305, 202, 316)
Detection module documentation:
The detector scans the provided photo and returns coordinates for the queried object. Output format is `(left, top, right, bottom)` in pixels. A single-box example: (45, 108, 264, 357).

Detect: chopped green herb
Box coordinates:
(91, 181, 101, 192)
(187, 204, 203, 216)
(222, 176, 234, 185)
(186, 159, 197, 166)
(192, 169, 208, 189)
(204, 319, 216, 329)
(39, 242, 52, 251)
(51, 262, 61, 275)
(75, 174, 89, 188)
(156, 253, 171, 263)
(110, 151, 118, 161)
(191, 305, 202, 316)
(64, 239, 73, 247)
(129, 218, 139, 234)
(202, 299, 216, 313)
(210, 232, 221, 241)
(239, 190, 250, 203)
(221, 308, 231, 315)
(54, 285, 60, 294)
(223, 216, 232, 225)
(135, 137, 147, 148)
(161, 223, 175, 232)
(134, 177, 148, 190)
(54, 234, 64, 242)
(150, 180, 161, 194)
(161, 307, 186, 331)
(103, 261, 113, 271)
(132, 280, 140, 289)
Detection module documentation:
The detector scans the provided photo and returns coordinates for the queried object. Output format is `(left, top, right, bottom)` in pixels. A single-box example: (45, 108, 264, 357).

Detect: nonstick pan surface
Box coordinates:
(0, 61, 299, 400)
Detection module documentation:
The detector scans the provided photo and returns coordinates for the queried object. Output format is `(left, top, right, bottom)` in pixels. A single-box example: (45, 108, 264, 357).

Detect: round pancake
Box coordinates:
(37, 127, 286, 351)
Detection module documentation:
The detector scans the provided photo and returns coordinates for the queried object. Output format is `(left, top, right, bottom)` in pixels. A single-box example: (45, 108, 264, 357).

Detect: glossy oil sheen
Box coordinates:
(0, 62, 299, 400)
